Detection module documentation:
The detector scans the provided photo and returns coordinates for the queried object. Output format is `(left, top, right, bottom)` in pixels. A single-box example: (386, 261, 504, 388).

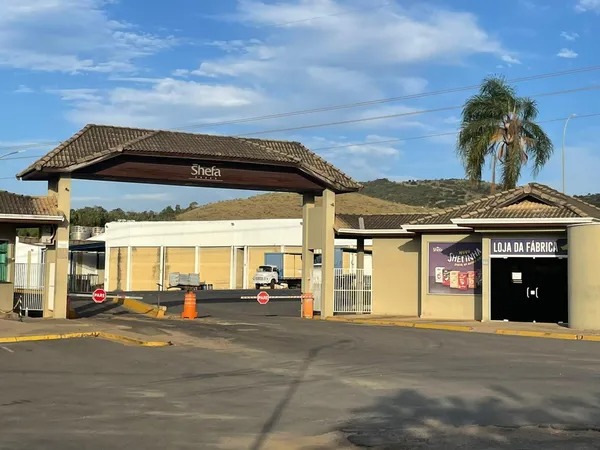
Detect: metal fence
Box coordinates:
(68, 274, 101, 293)
(334, 268, 372, 314)
(311, 267, 372, 314)
(14, 262, 45, 312)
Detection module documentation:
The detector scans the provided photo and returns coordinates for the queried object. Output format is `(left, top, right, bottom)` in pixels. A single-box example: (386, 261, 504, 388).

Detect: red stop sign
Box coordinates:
(257, 291, 270, 305)
(92, 288, 107, 304)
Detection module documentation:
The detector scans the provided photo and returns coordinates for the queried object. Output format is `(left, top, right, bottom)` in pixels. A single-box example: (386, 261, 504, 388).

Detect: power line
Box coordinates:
(4, 64, 600, 153)
(176, 64, 600, 131)
(312, 111, 600, 152)
(0, 154, 46, 161)
(237, 84, 600, 136)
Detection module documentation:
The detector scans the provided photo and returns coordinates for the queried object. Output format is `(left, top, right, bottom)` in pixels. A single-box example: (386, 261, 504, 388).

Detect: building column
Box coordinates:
(321, 189, 336, 318)
(356, 237, 365, 270)
(301, 193, 315, 297)
(45, 175, 71, 319)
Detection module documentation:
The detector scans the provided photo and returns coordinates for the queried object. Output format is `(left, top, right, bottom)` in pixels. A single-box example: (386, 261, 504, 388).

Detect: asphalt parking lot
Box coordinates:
(2, 313, 600, 449)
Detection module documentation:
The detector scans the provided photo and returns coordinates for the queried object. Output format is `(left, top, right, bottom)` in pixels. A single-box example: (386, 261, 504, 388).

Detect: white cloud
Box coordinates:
(575, 0, 600, 12)
(14, 85, 34, 94)
(47, 89, 102, 102)
(560, 31, 580, 41)
(0, 0, 176, 73)
(53, 78, 266, 128)
(557, 48, 578, 59)
(501, 54, 521, 65)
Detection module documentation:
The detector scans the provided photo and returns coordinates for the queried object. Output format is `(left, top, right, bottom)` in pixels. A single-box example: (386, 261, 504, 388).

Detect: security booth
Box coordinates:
(15, 124, 361, 319)
(354, 183, 600, 328)
(0, 191, 64, 314)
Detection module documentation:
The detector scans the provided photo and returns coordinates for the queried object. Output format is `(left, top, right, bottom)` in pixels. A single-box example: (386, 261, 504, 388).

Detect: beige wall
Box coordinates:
(130, 247, 161, 291)
(235, 248, 244, 289)
(420, 233, 482, 321)
(567, 225, 598, 329)
(108, 247, 128, 291)
(163, 247, 195, 287)
(200, 247, 231, 289)
(372, 237, 421, 316)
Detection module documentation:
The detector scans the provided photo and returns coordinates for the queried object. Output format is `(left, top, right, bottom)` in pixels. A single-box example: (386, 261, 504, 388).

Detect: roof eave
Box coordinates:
(336, 228, 416, 236)
(402, 224, 473, 232)
(0, 214, 64, 224)
(452, 217, 597, 226)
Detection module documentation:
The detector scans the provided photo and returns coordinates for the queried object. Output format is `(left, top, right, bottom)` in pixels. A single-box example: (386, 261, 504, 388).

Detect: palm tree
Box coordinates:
(457, 76, 553, 193)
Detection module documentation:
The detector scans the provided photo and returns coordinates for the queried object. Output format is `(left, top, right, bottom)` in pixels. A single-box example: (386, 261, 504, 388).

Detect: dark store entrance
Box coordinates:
(491, 257, 568, 323)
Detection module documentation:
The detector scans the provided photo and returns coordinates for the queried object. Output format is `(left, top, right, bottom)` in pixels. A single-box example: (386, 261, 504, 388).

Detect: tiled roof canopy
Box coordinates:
(17, 124, 361, 193)
(336, 213, 428, 230)
(0, 191, 59, 217)
(407, 183, 600, 226)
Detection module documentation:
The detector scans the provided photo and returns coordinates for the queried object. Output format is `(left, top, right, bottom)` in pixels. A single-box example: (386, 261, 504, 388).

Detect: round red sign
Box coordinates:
(92, 288, 107, 304)
(257, 291, 270, 305)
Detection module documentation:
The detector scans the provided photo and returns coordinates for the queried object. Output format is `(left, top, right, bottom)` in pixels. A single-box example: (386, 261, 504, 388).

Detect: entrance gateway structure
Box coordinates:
(16, 124, 361, 319)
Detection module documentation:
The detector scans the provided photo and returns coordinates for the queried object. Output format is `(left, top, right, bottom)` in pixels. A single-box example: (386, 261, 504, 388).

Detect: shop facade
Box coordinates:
(342, 183, 600, 327)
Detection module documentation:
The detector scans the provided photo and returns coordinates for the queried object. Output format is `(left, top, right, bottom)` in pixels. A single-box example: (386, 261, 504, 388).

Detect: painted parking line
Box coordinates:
(1, 346, 14, 353)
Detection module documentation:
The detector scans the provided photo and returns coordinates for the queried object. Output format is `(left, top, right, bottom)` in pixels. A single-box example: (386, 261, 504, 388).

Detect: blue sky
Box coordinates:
(1, 0, 599, 211)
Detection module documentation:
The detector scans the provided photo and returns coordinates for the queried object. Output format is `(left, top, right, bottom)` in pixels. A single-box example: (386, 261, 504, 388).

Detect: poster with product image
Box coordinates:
(428, 242, 482, 295)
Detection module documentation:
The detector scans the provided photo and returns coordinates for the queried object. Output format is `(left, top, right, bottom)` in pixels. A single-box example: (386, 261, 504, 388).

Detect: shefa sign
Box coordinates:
(491, 237, 568, 256)
(190, 164, 222, 181)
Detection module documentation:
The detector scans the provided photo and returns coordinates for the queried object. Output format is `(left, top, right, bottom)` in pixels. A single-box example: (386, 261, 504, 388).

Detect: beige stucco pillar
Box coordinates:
(301, 193, 315, 297)
(568, 223, 600, 329)
(356, 237, 365, 270)
(45, 176, 71, 319)
(320, 189, 336, 318)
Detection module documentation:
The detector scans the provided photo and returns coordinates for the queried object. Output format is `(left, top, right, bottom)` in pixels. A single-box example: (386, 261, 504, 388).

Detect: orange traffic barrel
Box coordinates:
(181, 290, 198, 319)
(301, 292, 314, 319)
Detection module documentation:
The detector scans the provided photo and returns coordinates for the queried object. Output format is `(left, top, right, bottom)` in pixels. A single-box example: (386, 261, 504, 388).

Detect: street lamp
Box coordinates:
(562, 113, 576, 194)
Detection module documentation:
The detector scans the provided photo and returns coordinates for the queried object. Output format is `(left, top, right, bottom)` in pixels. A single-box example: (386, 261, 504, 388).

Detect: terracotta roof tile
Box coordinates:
(18, 124, 361, 193)
(0, 191, 58, 216)
(336, 213, 428, 230)
(407, 183, 600, 225)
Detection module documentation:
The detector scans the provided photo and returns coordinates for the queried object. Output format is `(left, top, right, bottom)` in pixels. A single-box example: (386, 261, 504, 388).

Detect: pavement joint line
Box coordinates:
(0, 331, 172, 347)
(325, 317, 600, 341)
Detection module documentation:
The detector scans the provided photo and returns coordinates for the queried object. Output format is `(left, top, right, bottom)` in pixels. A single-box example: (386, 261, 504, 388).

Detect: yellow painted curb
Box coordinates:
(325, 317, 473, 332)
(112, 297, 167, 319)
(0, 331, 171, 347)
(495, 329, 582, 341)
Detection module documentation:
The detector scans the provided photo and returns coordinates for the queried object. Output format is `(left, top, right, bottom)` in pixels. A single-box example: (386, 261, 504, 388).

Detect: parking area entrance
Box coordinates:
(16, 124, 362, 319)
(491, 257, 568, 323)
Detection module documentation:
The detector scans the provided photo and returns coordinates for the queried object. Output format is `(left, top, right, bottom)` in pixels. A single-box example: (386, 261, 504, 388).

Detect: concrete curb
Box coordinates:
(495, 329, 600, 342)
(112, 297, 167, 319)
(326, 317, 600, 342)
(0, 331, 172, 347)
(325, 317, 473, 332)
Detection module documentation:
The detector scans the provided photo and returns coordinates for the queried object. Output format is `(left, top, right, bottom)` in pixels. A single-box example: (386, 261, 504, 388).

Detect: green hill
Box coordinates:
(359, 178, 600, 209)
(360, 178, 493, 208)
(176, 192, 434, 221)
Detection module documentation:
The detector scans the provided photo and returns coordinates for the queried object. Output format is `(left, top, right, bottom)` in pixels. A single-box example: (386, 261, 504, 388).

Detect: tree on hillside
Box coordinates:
(457, 76, 553, 193)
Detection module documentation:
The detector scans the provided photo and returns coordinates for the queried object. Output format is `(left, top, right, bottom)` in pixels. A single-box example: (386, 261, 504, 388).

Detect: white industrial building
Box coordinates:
(90, 219, 373, 291)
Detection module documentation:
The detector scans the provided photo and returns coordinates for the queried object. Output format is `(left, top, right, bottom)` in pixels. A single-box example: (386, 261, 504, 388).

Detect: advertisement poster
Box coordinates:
(428, 242, 482, 295)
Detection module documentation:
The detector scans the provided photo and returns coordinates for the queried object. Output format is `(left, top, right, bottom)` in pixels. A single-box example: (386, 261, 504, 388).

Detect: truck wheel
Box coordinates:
(270, 279, 276, 289)
(255, 284, 260, 290)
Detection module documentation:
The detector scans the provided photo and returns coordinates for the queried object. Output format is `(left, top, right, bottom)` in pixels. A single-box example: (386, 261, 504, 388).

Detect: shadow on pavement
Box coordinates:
(250, 339, 354, 450)
(337, 387, 600, 448)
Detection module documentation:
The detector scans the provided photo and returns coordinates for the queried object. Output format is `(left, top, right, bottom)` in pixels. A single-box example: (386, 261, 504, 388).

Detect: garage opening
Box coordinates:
(491, 257, 568, 323)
